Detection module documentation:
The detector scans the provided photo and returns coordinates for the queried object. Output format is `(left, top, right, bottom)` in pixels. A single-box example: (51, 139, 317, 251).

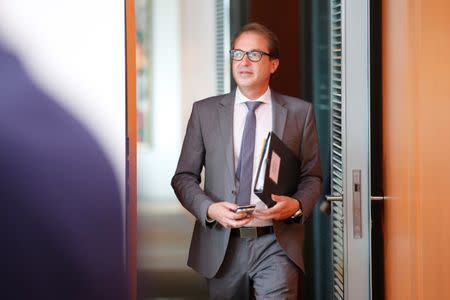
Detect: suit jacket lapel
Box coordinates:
(218, 91, 236, 189)
(272, 90, 287, 140)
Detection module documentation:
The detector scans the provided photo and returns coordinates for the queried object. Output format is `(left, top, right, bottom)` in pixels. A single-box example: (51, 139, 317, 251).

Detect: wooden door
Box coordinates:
(382, 0, 450, 298)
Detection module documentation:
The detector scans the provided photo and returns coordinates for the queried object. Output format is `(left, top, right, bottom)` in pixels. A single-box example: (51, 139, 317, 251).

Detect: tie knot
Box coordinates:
(245, 101, 262, 112)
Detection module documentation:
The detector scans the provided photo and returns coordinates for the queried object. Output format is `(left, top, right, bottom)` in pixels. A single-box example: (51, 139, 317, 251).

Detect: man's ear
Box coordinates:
(270, 58, 280, 74)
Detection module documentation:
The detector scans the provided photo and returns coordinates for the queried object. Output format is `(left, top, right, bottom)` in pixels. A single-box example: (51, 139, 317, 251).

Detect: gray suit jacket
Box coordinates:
(171, 89, 322, 278)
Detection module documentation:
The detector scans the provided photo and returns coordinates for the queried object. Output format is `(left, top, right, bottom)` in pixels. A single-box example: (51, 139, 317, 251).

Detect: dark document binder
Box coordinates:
(254, 132, 301, 207)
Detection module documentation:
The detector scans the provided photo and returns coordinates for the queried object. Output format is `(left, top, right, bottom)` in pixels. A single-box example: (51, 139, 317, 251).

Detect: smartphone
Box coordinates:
(234, 204, 256, 214)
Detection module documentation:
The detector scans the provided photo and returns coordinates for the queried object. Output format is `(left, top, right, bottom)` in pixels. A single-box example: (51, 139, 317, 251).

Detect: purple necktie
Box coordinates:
(235, 101, 262, 205)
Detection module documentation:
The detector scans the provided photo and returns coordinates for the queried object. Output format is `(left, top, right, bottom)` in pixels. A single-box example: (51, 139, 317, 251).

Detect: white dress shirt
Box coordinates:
(233, 87, 273, 227)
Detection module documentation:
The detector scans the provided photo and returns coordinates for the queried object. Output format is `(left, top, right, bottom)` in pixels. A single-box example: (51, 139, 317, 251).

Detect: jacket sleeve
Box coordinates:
(171, 102, 214, 227)
(291, 103, 323, 223)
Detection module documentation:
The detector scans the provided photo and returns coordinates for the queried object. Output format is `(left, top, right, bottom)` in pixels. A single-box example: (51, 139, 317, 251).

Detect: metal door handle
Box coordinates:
(324, 195, 385, 202)
(325, 195, 343, 202)
(320, 194, 343, 215)
(321, 195, 385, 215)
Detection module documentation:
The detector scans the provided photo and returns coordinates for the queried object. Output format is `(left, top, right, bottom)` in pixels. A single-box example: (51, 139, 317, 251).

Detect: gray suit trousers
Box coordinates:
(207, 233, 301, 300)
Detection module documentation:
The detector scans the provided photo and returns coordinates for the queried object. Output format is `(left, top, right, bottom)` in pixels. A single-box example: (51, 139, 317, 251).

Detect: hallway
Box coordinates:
(137, 203, 208, 299)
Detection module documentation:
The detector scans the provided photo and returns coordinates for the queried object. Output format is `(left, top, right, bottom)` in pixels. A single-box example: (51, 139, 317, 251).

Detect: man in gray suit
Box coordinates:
(172, 23, 322, 299)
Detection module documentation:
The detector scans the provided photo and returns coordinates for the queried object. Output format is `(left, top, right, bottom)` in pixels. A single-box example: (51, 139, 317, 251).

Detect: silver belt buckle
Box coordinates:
(239, 227, 257, 238)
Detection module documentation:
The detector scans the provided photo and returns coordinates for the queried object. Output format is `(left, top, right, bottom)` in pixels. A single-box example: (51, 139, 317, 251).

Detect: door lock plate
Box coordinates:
(353, 169, 362, 239)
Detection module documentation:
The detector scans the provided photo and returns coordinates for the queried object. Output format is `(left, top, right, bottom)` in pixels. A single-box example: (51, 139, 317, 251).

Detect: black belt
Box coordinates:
(231, 226, 274, 238)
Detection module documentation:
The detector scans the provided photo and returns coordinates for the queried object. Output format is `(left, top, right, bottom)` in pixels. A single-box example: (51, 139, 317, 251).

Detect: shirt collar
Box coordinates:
(235, 87, 272, 105)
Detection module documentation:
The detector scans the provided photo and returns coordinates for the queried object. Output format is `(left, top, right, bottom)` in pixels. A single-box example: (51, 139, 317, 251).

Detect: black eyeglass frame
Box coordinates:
(229, 49, 273, 62)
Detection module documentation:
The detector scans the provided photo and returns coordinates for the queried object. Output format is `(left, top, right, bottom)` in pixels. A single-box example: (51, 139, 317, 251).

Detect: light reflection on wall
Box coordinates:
(137, 0, 217, 207)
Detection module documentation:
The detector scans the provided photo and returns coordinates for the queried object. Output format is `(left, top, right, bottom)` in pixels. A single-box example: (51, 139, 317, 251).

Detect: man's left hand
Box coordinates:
(252, 194, 300, 221)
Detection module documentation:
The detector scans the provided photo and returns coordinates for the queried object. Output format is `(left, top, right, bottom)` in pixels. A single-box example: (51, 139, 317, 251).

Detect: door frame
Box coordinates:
(342, 0, 372, 298)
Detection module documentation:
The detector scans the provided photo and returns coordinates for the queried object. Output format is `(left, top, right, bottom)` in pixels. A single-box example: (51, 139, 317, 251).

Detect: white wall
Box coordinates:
(137, 0, 216, 206)
(0, 0, 127, 218)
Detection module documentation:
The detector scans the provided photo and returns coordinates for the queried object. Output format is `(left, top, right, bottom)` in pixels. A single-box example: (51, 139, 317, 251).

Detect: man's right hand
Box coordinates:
(207, 202, 253, 228)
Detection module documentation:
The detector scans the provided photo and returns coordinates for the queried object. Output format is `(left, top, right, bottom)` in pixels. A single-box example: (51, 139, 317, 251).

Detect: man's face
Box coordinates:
(232, 31, 279, 96)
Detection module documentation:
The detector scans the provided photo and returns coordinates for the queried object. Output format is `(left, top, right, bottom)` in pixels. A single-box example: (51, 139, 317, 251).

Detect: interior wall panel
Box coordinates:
(382, 0, 450, 299)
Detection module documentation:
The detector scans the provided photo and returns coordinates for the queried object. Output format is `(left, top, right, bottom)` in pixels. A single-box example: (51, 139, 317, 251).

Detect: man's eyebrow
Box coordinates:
(243, 49, 265, 52)
(232, 48, 264, 51)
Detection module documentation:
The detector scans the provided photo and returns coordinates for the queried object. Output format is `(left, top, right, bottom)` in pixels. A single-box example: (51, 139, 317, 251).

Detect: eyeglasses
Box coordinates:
(230, 49, 273, 62)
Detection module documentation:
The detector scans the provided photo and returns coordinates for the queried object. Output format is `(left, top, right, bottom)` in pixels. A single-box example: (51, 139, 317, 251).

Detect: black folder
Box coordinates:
(254, 132, 301, 207)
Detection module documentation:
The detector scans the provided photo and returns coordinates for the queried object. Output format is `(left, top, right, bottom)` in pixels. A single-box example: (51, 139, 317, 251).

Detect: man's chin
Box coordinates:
(235, 79, 255, 88)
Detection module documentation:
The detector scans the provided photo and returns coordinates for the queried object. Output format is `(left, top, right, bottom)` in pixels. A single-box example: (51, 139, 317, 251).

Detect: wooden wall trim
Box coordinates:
(125, 0, 137, 299)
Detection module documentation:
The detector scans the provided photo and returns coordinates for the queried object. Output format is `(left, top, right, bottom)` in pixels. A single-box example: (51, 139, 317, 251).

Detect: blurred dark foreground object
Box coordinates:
(0, 45, 127, 300)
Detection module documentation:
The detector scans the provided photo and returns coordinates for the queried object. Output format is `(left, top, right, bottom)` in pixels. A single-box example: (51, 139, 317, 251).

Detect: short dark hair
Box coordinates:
(231, 22, 280, 59)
